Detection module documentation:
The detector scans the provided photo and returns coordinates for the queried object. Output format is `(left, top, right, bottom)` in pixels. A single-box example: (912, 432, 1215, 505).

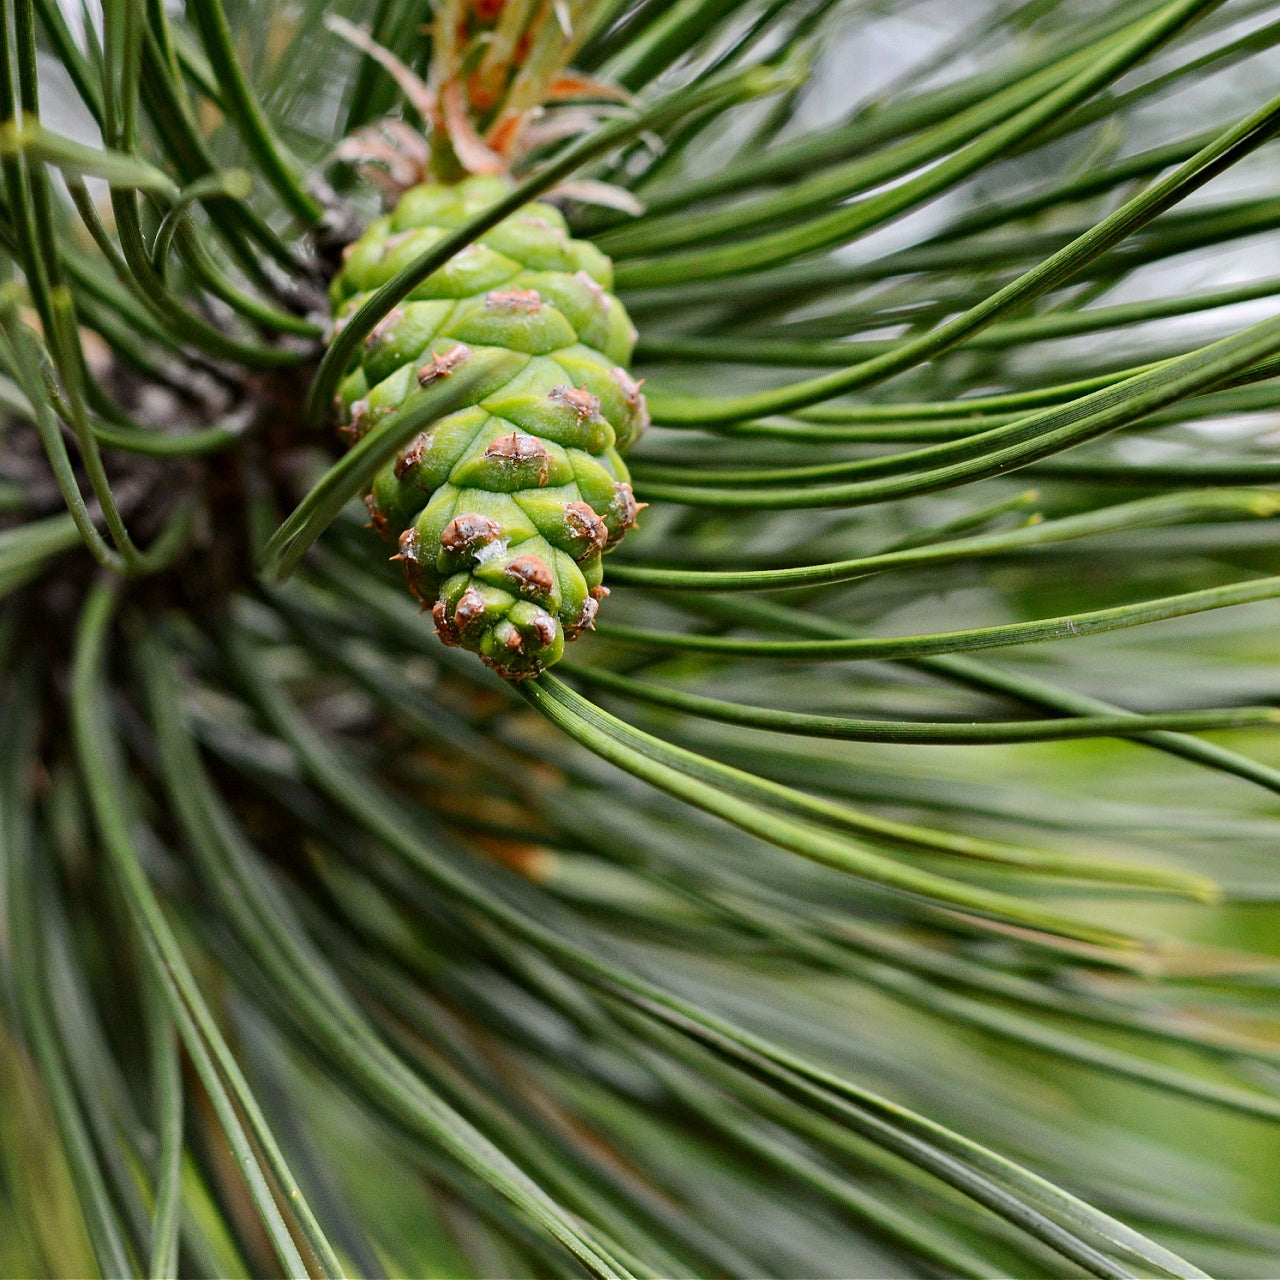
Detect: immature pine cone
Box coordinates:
(330, 174, 647, 678)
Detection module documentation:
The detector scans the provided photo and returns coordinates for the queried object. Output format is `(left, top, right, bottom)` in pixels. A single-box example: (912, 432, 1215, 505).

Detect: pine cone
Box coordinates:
(329, 175, 647, 679)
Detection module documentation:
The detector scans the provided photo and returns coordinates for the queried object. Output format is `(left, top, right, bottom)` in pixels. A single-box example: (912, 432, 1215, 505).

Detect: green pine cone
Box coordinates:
(329, 174, 648, 679)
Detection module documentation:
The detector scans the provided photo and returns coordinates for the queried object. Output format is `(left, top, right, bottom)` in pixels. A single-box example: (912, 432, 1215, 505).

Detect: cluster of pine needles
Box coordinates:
(4, 0, 1280, 1276)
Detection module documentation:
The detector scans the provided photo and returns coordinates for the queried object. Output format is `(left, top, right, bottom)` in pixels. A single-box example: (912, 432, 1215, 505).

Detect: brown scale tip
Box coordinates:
(440, 512, 502, 554)
(453, 585, 488, 633)
(363, 492, 391, 540)
(549, 384, 601, 421)
(504, 554, 554, 597)
(339, 398, 370, 444)
(431, 599, 459, 646)
(565, 595, 599, 640)
(606, 483, 644, 545)
(564, 501, 608, 554)
(394, 431, 433, 479)
(396, 530, 434, 608)
(417, 343, 471, 385)
(398, 527, 418, 557)
(364, 308, 404, 348)
(611, 367, 650, 435)
(485, 432, 551, 485)
(567, 587, 609, 640)
(574, 270, 608, 306)
(532, 614, 558, 646)
(486, 287, 543, 313)
(611, 366, 645, 405)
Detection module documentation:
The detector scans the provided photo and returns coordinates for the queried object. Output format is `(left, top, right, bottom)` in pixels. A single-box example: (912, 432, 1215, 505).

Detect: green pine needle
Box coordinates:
(5, 1, 1280, 1276)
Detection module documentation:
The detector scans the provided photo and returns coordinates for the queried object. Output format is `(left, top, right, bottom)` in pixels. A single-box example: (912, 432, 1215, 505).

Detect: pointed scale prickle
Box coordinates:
(329, 175, 648, 679)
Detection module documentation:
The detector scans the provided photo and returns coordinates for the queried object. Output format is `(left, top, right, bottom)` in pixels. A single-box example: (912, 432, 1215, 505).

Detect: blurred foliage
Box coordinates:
(4, 0, 1280, 1275)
